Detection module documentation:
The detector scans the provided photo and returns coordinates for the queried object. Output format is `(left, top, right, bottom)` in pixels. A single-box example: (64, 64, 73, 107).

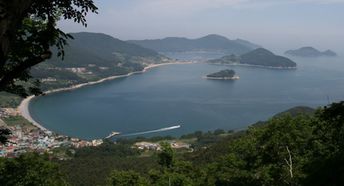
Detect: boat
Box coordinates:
(105, 131, 121, 139)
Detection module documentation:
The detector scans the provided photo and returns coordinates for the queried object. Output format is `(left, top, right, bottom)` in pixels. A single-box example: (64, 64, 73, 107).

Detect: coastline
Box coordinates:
(18, 61, 195, 133)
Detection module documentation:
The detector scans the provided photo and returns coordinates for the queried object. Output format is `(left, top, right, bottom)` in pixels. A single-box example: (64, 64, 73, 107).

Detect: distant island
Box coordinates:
(208, 48, 297, 69)
(205, 69, 239, 80)
(285, 47, 337, 57)
(128, 34, 260, 55)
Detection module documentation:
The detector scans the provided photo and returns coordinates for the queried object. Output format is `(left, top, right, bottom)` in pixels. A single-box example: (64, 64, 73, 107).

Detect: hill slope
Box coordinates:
(208, 48, 297, 68)
(31, 32, 170, 90)
(128, 34, 260, 55)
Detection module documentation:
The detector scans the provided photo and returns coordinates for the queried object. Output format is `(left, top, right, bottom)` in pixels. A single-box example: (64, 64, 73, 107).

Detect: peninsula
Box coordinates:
(205, 69, 239, 80)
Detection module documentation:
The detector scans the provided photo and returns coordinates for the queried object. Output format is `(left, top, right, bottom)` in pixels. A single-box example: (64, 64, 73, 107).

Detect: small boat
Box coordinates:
(105, 131, 121, 139)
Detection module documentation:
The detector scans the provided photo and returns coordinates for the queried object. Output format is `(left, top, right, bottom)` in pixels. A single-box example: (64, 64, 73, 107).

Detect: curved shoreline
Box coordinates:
(18, 62, 195, 133)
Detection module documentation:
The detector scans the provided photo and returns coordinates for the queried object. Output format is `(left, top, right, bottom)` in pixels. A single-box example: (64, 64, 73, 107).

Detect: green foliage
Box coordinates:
(0, 92, 22, 108)
(0, 153, 68, 186)
(158, 142, 175, 168)
(58, 141, 157, 186)
(207, 115, 313, 185)
(3, 116, 36, 130)
(208, 48, 297, 68)
(274, 106, 315, 118)
(1, 0, 98, 96)
(0, 127, 11, 145)
(151, 172, 193, 186)
(108, 170, 149, 186)
(302, 102, 344, 186)
(206, 69, 236, 78)
(29, 32, 168, 91)
(74, 140, 140, 158)
(103, 102, 344, 186)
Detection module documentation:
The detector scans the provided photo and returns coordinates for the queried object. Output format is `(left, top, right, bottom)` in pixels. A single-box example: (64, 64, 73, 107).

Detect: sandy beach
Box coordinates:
(18, 61, 195, 132)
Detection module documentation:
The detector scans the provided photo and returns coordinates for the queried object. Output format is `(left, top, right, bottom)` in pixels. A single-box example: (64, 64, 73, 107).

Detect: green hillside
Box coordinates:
(208, 48, 297, 68)
(128, 34, 260, 55)
(30, 32, 171, 91)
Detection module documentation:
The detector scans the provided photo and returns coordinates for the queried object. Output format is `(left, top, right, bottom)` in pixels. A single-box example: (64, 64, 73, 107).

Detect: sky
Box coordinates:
(59, 0, 344, 54)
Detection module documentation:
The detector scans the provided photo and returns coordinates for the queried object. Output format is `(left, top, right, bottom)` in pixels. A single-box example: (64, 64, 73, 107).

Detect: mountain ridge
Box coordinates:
(208, 48, 297, 68)
(31, 32, 170, 90)
(128, 34, 260, 55)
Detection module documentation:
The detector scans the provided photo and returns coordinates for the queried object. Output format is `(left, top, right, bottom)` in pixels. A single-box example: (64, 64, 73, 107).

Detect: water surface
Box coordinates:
(30, 56, 344, 139)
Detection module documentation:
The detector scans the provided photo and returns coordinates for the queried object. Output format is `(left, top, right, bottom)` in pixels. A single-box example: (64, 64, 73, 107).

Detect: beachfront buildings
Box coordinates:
(0, 124, 103, 158)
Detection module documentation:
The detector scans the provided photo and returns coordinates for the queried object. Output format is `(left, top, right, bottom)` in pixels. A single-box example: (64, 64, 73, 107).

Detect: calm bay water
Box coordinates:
(30, 56, 344, 139)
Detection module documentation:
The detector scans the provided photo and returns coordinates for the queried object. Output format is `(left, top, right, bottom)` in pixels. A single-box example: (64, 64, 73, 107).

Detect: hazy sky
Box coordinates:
(59, 0, 344, 54)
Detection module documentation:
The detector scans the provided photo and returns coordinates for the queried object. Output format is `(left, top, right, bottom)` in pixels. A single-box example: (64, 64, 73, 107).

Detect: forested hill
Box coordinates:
(68, 32, 161, 60)
(240, 48, 297, 68)
(285, 47, 337, 57)
(208, 48, 297, 68)
(128, 34, 260, 55)
(30, 32, 171, 91)
(46, 32, 167, 68)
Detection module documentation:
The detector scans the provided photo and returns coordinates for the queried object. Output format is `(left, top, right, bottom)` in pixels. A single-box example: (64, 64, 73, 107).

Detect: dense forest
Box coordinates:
(1, 102, 343, 186)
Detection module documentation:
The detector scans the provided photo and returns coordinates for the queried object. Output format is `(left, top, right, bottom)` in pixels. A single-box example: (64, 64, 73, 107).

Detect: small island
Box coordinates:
(205, 69, 239, 80)
(285, 47, 337, 57)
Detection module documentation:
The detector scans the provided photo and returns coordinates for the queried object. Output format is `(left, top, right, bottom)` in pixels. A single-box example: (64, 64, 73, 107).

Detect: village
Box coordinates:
(0, 107, 192, 158)
(0, 108, 104, 158)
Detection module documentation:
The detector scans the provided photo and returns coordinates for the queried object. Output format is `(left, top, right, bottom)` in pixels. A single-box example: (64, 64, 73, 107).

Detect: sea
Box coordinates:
(29, 53, 344, 139)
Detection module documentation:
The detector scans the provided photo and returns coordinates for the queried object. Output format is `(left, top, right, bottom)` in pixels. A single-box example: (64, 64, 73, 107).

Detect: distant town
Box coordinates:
(0, 108, 104, 158)
(0, 107, 192, 158)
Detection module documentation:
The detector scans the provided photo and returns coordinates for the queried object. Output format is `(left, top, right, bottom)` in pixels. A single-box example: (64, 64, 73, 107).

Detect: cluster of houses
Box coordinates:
(133, 141, 191, 151)
(0, 119, 103, 158)
(0, 108, 20, 118)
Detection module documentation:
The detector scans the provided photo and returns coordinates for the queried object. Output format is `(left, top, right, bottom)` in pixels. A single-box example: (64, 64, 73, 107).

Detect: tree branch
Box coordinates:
(284, 146, 293, 178)
(0, 50, 51, 90)
(0, 0, 34, 67)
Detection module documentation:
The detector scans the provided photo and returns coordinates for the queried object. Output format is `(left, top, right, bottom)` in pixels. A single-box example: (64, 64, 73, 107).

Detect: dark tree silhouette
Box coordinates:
(0, 127, 10, 144)
(0, 0, 97, 97)
(0, 0, 97, 147)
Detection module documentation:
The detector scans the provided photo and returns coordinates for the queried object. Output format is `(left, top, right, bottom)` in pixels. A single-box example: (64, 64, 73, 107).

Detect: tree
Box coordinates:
(158, 142, 175, 169)
(109, 170, 149, 186)
(207, 114, 314, 186)
(0, 127, 10, 144)
(303, 101, 344, 186)
(0, 153, 68, 185)
(0, 0, 97, 97)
